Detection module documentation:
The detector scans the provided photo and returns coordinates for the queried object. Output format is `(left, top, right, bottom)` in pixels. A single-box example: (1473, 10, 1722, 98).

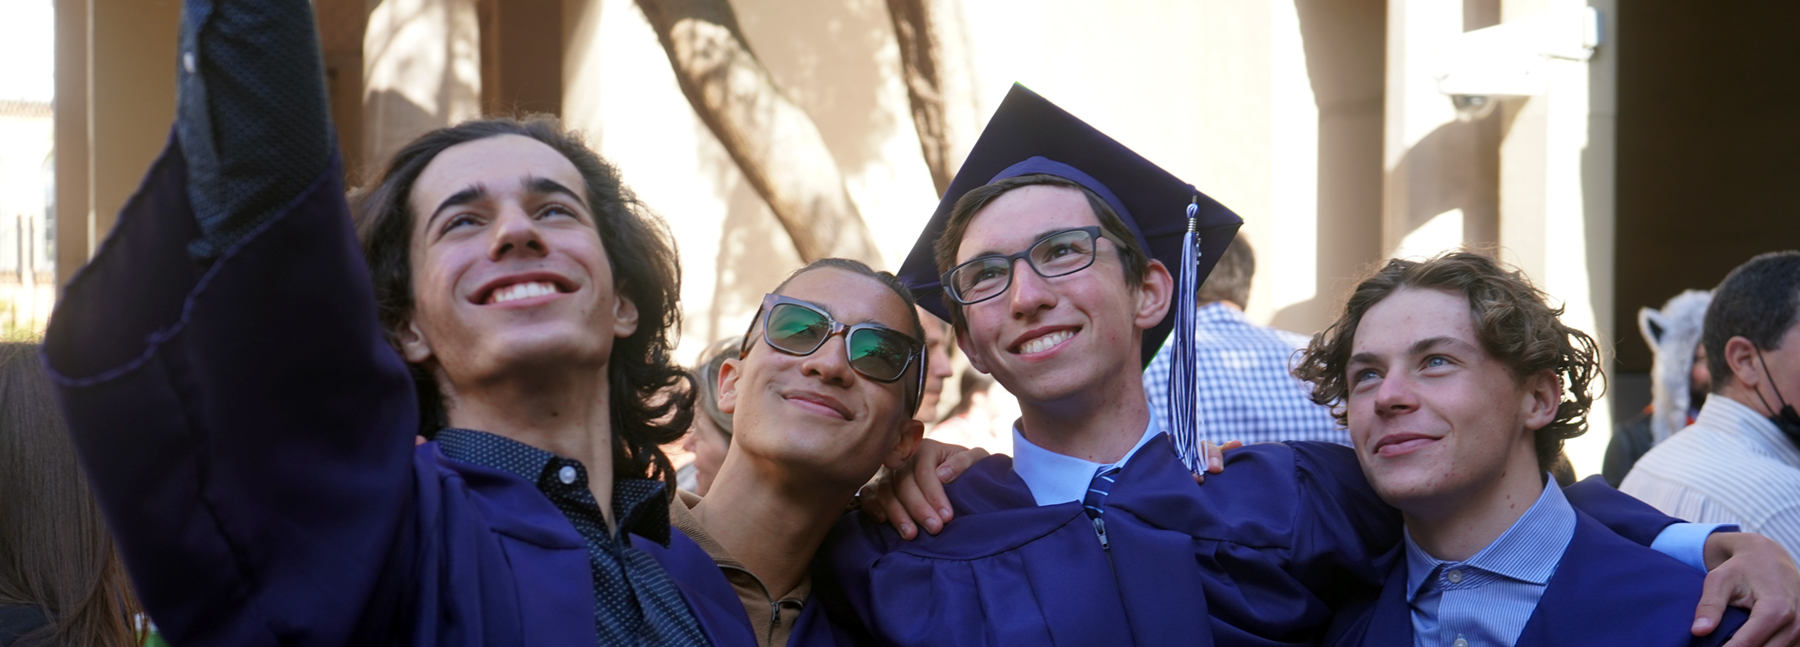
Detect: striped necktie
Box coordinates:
(1083, 465, 1123, 521)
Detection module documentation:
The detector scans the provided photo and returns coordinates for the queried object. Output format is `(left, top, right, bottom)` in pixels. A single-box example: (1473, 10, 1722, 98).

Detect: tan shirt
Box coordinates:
(669, 490, 811, 647)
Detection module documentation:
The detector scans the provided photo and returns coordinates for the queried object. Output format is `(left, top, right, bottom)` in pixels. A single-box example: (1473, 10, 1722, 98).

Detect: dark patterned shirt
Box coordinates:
(435, 428, 707, 646)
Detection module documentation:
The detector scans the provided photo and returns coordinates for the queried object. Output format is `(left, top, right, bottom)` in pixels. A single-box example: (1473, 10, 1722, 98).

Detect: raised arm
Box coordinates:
(40, 1, 419, 645)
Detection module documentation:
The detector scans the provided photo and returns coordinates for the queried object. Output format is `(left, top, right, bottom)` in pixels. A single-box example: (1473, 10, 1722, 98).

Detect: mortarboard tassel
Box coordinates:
(1169, 199, 1203, 474)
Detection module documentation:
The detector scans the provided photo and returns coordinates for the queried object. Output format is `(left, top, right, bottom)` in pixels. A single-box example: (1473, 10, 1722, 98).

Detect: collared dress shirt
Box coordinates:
(434, 429, 705, 646)
(1404, 478, 1575, 647)
(1009, 421, 1161, 505)
(1624, 396, 1800, 559)
(1143, 302, 1348, 446)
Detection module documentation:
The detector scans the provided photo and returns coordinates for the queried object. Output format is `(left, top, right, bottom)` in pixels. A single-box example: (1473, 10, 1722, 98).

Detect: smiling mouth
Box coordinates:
(785, 393, 852, 420)
(1374, 435, 1437, 457)
(483, 281, 567, 305)
(1015, 329, 1075, 354)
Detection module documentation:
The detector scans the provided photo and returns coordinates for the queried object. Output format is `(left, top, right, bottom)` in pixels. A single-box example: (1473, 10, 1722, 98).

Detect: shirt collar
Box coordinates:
(1010, 418, 1161, 506)
(1404, 475, 1575, 602)
(435, 427, 672, 545)
(1699, 397, 1800, 463)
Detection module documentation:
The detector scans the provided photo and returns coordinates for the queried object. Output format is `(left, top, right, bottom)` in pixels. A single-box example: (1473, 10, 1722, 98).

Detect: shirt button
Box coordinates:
(1446, 569, 1463, 584)
(1453, 638, 1468, 647)
(558, 465, 578, 484)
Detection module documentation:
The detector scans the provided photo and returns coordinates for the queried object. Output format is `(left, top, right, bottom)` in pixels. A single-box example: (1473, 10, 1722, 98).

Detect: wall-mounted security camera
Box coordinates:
(1434, 3, 1601, 120)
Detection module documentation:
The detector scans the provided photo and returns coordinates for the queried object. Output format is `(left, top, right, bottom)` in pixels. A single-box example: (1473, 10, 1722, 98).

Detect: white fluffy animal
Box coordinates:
(1637, 290, 1712, 446)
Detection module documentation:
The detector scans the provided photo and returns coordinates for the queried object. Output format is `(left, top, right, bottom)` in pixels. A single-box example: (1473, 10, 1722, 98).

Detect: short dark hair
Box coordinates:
(1292, 251, 1602, 472)
(931, 174, 1149, 327)
(350, 115, 692, 490)
(767, 258, 926, 414)
(1197, 235, 1254, 308)
(1704, 251, 1800, 392)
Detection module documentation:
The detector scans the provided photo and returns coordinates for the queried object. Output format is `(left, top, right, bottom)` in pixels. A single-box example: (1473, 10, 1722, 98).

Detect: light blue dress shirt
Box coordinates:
(1405, 477, 1575, 647)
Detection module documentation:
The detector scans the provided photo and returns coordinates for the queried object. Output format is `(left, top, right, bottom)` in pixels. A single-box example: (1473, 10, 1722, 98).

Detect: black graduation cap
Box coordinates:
(895, 83, 1243, 367)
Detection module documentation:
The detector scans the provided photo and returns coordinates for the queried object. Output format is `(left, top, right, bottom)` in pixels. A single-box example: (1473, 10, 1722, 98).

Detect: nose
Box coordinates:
(1372, 371, 1418, 417)
(487, 204, 548, 261)
(1007, 257, 1056, 318)
(799, 330, 857, 388)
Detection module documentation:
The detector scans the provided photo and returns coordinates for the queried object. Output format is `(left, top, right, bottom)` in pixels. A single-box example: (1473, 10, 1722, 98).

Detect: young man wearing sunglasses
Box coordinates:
(660, 258, 927, 646)
(825, 85, 1800, 646)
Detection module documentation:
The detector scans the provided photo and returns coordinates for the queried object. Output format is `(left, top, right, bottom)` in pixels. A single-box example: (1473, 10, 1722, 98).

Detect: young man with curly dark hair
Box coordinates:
(1293, 251, 1750, 646)
(37, 1, 733, 645)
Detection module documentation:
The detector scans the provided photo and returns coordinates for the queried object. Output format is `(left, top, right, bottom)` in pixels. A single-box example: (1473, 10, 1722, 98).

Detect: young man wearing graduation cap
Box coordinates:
(1295, 252, 1750, 646)
(827, 84, 1800, 646)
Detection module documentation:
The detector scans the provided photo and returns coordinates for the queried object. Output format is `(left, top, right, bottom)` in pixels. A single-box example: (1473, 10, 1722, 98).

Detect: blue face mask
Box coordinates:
(1753, 348, 1800, 439)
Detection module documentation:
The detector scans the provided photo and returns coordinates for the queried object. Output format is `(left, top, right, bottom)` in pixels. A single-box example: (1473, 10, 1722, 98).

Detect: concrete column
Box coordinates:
(1382, 0, 1501, 262)
(53, 0, 180, 284)
(363, 0, 483, 167)
(52, 0, 87, 287)
(1497, 0, 1616, 477)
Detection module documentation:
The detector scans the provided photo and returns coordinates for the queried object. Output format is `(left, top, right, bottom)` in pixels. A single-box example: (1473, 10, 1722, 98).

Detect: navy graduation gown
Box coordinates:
(1326, 509, 1748, 646)
(823, 435, 1698, 646)
(822, 436, 1401, 646)
(40, 139, 724, 646)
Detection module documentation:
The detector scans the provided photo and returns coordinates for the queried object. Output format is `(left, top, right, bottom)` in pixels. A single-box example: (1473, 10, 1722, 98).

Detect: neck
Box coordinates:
(1722, 382, 1779, 418)
(1016, 371, 1150, 463)
(1400, 446, 1546, 562)
(444, 365, 619, 527)
(690, 455, 850, 598)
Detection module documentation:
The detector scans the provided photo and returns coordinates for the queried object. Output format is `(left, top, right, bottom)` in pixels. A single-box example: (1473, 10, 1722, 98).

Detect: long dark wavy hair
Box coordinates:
(349, 115, 693, 491)
(0, 342, 146, 647)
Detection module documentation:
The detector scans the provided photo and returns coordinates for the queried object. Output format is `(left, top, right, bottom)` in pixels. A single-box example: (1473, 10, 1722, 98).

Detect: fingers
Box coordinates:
(1221, 440, 1245, 451)
(1694, 570, 1733, 637)
(936, 447, 990, 485)
(874, 476, 919, 540)
(899, 459, 947, 535)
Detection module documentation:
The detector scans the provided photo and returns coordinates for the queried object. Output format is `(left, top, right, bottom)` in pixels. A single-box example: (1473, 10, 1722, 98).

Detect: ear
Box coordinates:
(883, 418, 927, 471)
(716, 357, 743, 415)
(1724, 335, 1764, 390)
(1520, 369, 1561, 432)
(954, 324, 990, 374)
(1133, 259, 1175, 331)
(1639, 307, 1666, 347)
(612, 292, 640, 339)
(397, 319, 434, 364)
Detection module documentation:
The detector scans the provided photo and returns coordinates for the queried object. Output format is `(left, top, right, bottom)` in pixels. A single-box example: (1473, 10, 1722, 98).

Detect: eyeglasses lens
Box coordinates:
(765, 303, 829, 355)
(847, 329, 911, 382)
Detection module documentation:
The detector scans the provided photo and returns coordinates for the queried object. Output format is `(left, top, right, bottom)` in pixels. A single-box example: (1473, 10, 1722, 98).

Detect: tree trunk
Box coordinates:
(634, 0, 879, 264)
(885, 0, 977, 197)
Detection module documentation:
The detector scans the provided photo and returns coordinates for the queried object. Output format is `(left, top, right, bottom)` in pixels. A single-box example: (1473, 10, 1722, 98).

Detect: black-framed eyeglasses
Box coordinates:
(741, 294, 925, 392)
(941, 226, 1111, 305)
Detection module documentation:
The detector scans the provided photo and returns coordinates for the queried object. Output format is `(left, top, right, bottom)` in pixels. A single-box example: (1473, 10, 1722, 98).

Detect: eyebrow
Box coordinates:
(1347, 336, 1473, 366)
(425, 185, 487, 232)
(523, 176, 589, 210)
(966, 226, 1079, 260)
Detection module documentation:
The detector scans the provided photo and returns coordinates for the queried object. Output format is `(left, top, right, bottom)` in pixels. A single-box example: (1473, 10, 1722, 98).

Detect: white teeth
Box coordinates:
(1019, 330, 1074, 354)
(490, 281, 558, 304)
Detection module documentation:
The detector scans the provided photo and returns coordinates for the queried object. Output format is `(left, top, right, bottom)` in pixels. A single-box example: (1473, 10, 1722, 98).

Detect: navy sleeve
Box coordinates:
(1286, 442, 1406, 604)
(39, 2, 420, 645)
(1564, 474, 1683, 547)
